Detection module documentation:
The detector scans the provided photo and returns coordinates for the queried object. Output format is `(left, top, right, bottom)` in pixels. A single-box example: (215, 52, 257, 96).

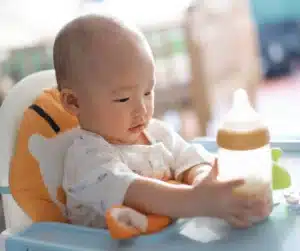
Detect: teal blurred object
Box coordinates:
(250, 0, 300, 78)
(251, 0, 300, 24)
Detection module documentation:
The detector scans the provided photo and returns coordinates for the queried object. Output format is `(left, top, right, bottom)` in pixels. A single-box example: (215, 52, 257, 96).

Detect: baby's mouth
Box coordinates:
(129, 123, 145, 133)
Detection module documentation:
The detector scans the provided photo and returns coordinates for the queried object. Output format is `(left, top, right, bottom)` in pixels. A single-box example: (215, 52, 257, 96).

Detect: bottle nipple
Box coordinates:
(217, 89, 270, 150)
(220, 89, 263, 132)
(232, 89, 251, 110)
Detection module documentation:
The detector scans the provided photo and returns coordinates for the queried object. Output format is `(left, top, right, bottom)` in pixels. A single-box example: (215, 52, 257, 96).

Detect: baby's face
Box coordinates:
(77, 44, 155, 144)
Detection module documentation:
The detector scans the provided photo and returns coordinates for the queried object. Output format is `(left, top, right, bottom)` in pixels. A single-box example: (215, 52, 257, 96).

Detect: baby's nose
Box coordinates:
(134, 101, 147, 116)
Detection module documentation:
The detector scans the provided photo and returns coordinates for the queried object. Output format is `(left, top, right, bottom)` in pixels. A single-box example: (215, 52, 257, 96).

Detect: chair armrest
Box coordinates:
(4, 221, 183, 251)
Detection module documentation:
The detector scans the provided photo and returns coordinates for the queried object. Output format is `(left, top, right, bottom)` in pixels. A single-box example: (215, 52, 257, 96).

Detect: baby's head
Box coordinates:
(53, 15, 155, 144)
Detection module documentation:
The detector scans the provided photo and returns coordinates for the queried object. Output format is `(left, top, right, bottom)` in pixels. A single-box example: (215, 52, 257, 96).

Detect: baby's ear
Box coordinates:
(59, 88, 80, 116)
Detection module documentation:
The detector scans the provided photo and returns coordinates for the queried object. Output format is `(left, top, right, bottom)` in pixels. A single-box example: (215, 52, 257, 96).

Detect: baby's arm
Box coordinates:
(150, 120, 215, 184)
(63, 132, 265, 225)
(124, 176, 199, 217)
(63, 136, 209, 219)
(182, 163, 216, 185)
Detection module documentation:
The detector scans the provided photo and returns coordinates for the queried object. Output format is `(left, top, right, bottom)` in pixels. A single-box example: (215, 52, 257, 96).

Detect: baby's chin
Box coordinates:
(123, 133, 143, 145)
(106, 122, 149, 144)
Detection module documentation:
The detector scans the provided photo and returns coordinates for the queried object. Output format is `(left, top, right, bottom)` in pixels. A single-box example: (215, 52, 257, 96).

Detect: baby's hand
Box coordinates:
(192, 160, 271, 228)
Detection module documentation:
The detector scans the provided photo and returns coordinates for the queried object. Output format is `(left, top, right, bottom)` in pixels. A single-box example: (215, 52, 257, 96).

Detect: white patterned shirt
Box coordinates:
(62, 119, 213, 228)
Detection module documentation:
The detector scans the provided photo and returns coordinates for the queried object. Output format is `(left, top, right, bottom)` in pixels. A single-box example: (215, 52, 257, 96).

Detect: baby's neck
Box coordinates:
(79, 126, 151, 145)
(134, 132, 151, 145)
(109, 132, 151, 145)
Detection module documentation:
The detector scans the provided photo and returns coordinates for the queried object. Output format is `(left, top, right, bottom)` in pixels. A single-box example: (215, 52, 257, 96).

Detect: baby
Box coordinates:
(53, 15, 271, 232)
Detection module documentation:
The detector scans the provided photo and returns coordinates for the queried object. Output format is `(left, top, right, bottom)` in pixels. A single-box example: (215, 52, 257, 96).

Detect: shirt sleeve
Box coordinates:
(62, 136, 139, 216)
(149, 120, 215, 181)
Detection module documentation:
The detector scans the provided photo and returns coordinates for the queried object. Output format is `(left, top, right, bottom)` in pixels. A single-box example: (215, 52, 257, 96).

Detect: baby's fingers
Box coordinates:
(210, 158, 219, 179)
(249, 196, 273, 219)
(227, 214, 252, 229)
(231, 194, 271, 223)
(217, 178, 245, 190)
(227, 199, 254, 228)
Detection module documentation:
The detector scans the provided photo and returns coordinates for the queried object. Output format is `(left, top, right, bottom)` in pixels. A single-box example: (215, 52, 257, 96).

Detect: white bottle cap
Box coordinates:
(220, 89, 265, 132)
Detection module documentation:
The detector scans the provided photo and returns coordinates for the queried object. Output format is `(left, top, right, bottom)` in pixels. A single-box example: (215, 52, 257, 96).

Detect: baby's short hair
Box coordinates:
(53, 15, 100, 91)
(53, 14, 145, 91)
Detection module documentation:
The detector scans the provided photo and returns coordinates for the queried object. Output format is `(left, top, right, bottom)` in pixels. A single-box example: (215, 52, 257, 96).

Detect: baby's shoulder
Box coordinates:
(66, 130, 115, 159)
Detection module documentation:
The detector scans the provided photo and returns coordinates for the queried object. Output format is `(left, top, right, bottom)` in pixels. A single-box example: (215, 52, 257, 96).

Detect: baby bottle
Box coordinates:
(217, 89, 272, 222)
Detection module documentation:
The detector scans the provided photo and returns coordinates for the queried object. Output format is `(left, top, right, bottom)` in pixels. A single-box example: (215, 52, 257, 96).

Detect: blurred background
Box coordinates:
(1, 0, 300, 231)
(1, 0, 300, 141)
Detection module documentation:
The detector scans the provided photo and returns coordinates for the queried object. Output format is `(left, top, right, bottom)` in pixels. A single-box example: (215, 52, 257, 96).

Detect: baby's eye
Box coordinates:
(114, 97, 130, 103)
(144, 91, 152, 96)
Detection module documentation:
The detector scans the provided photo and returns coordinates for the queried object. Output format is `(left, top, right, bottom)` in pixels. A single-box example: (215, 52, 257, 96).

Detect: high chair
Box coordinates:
(0, 70, 184, 250)
(0, 70, 58, 232)
(0, 70, 299, 251)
